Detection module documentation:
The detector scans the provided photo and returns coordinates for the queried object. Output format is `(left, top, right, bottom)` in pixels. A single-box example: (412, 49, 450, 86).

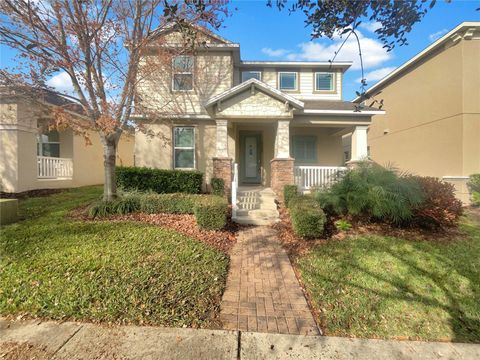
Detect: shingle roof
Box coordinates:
(302, 100, 380, 112)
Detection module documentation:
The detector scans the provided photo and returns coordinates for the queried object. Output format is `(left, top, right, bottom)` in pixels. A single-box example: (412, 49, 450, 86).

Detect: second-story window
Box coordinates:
(172, 55, 193, 91)
(242, 71, 261, 82)
(315, 72, 334, 91)
(279, 72, 297, 91)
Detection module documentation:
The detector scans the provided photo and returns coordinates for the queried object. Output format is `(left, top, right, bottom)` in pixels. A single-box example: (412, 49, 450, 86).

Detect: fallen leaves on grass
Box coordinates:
(110, 213, 239, 253)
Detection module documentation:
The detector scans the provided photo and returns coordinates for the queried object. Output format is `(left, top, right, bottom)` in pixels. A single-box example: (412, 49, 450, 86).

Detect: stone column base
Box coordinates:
(212, 157, 232, 198)
(270, 158, 295, 202)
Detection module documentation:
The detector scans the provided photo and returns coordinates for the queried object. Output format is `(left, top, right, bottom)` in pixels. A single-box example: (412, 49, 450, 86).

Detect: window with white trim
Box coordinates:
(278, 72, 297, 91)
(241, 71, 261, 82)
(173, 127, 195, 169)
(172, 55, 193, 91)
(291, 135, 317, 163)
(315, 72, 334, 91)
(37, 130, 60, 157)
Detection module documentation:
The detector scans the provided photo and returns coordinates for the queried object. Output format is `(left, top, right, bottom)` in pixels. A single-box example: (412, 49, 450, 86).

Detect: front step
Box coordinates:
(233, 187, 279, 225)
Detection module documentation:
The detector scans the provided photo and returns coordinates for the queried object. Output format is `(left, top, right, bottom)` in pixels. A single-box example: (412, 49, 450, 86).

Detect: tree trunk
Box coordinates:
(103, 136, 118, 202)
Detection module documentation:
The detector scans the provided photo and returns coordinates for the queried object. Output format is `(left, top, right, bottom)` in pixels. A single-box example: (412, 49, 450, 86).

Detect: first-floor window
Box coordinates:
(37, 130, 60, 157)
(291, 135, 317, 163)
(174, 127, 195, 169)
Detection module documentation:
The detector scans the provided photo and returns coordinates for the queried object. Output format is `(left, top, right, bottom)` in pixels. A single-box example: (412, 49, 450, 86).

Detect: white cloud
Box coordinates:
(359, 21, 382, 33)
(428, 29, 448, 42)
(261, 47, 290, 57)
(47, 72, 75, 94)
(356, 66, 396, 83)
(281, 31, 392, 70)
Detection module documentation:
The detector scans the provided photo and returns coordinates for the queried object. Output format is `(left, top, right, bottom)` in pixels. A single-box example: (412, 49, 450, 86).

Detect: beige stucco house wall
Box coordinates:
(359, 22, 480, 203)
(0, 95, 134, 193)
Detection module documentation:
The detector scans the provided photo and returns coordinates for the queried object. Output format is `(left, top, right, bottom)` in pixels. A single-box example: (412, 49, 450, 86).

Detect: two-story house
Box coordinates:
(133, 25, 384, 204)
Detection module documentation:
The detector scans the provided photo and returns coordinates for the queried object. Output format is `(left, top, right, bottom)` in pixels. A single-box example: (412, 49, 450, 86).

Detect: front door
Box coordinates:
(241, 133, 262, 184)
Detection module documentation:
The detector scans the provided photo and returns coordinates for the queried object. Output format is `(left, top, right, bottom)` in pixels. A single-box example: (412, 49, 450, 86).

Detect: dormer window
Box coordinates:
(278, 72, 298, 91)
(242, 71, 261, 82)
(172, 55, 193, 91)
(315, 72, 335, 91)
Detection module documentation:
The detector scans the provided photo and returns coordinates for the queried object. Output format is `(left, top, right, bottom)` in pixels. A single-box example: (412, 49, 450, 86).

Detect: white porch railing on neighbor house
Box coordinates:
(231, 163, 239, 219)
(37, 156, 73, 179)
(294, 166, 347, 191)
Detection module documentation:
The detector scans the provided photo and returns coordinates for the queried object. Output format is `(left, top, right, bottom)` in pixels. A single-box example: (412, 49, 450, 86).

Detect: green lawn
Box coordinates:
(0, 186, 228, 328)
(297, 213, 480, 343)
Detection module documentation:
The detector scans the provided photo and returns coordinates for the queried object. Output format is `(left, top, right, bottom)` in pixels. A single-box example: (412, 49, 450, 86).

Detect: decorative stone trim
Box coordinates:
(212, 157, 232, 198)
(270, 158, 295, 201)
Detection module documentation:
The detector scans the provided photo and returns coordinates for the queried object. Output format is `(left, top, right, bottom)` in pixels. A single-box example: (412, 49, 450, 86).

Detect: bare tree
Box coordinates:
(0, 0, 228, 200)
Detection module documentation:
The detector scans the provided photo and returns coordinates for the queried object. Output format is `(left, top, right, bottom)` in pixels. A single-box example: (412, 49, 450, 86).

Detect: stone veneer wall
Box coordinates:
(212, 157, 232, 198)
(270, 158, 294, 202)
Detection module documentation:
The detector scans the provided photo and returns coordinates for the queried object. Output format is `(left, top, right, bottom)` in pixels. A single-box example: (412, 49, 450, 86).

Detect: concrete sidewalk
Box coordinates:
(1, 318, 479, 359)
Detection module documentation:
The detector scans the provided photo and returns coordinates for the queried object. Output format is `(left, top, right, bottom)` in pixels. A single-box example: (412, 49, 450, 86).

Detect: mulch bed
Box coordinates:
(70, 207, 241, 254)
(0, 188, 66, 199)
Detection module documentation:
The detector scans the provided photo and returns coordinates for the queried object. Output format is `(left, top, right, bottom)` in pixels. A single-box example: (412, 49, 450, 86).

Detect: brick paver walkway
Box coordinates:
(220, 227, 319, 335)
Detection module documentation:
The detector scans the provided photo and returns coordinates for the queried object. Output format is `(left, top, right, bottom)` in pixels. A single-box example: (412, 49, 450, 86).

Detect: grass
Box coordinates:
(296, 213, 480, 343)
(0, 186, 228, 328)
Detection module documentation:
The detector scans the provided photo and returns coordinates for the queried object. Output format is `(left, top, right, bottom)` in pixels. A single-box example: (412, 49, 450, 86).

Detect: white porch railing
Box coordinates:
(37, 156, 73, 179)
(231, 163, 239, 219)
(294, 166, 347, 191)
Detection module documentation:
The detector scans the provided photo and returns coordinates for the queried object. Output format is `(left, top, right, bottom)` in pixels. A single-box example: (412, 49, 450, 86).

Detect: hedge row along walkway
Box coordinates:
(220, 227, 319, 335)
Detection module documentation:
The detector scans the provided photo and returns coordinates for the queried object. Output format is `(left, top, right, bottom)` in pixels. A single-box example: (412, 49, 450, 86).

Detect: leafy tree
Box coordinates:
(0, 0, 228, 200)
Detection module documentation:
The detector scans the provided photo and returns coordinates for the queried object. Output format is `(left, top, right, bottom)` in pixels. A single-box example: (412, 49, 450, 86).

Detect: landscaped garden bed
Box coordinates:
(275, 163, 480, 342)
(0, 186, 231, 328)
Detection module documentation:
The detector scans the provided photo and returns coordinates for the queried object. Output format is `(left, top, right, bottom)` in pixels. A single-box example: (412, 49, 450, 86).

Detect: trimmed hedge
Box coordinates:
(468, 174, 480, 206)
(211, 178, 225, 197)
(116, 166, 203, 194)
(283, 185, 298, 208)
(194, 196, 228, 230)
(140, 193, 199, 214)
(290, 196, 326, 239)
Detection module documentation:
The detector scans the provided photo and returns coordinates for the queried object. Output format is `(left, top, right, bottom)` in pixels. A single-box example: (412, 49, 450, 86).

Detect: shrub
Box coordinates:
(88, 194, 141, 219)
(413, 177, 463, 229)
(194, 196, 228, 230)
(317, 162, 424, 225)
(335, 219, 352, 232)
(468, 174, 480, 206)
(283, 185, 298, 208)
(139, 193, 199, 214)
(116, 166, 203, 194)
(211, 178, 225, 197)
(290, 196, 326, 239)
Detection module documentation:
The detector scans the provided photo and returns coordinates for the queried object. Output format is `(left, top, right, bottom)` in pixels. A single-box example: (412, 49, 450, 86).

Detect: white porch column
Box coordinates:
(274, 119, 291, 158)
(350, 125, 369, 161)
(215, 119, 229, 157)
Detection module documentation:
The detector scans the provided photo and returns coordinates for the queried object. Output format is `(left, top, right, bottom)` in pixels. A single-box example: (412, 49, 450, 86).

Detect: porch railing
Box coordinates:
(231, 163, 239, 219)
(294, 166, 347, 191)
(37, 156, 73, 179)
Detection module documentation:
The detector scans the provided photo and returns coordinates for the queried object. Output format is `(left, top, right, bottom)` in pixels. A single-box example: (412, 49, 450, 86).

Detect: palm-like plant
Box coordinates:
(317, 162, 424, 225)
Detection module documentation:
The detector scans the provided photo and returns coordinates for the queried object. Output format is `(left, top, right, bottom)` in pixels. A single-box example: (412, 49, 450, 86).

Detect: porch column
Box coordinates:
(347, 125, 369, 168)
(212, 119, 232, 197)
(271, 119, 294, 201)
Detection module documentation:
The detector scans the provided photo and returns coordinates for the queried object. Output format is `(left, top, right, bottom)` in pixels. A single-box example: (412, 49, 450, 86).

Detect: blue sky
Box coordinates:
(0, 0, 478, 101)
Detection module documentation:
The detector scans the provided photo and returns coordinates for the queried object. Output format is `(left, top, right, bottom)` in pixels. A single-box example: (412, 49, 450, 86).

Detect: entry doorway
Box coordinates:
(239, 132, 262, 184)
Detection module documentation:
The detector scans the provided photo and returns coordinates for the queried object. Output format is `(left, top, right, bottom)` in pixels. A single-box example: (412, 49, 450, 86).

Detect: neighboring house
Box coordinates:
(0, 88, 134, 193)
(133, 25, 384, 199)
(355, 22, 480, 203)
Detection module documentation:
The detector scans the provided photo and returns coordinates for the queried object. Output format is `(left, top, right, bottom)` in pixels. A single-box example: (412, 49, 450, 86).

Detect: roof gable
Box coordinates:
(149, 23, 234, 46)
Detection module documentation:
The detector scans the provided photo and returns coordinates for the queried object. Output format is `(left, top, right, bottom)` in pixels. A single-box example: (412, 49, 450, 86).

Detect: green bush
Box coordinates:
(283, 185, 298, 208)
(88, 193, 141, 218)
(468, 174, 480, 206)
(290, 196, 326, 239)
(194, 196, 228, 230)
(211, 178, 225, 197)
(335, 219, 352, 232)
(139, 193, 199, 214)
(317, 162, 424, 225)
(116, 166, 203, 194)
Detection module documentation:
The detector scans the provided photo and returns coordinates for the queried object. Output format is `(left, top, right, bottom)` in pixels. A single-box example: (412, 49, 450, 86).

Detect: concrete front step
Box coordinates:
(236, 208, 279, 218)
(234, 216, 279, 226)
(237, 202, 278, 211)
